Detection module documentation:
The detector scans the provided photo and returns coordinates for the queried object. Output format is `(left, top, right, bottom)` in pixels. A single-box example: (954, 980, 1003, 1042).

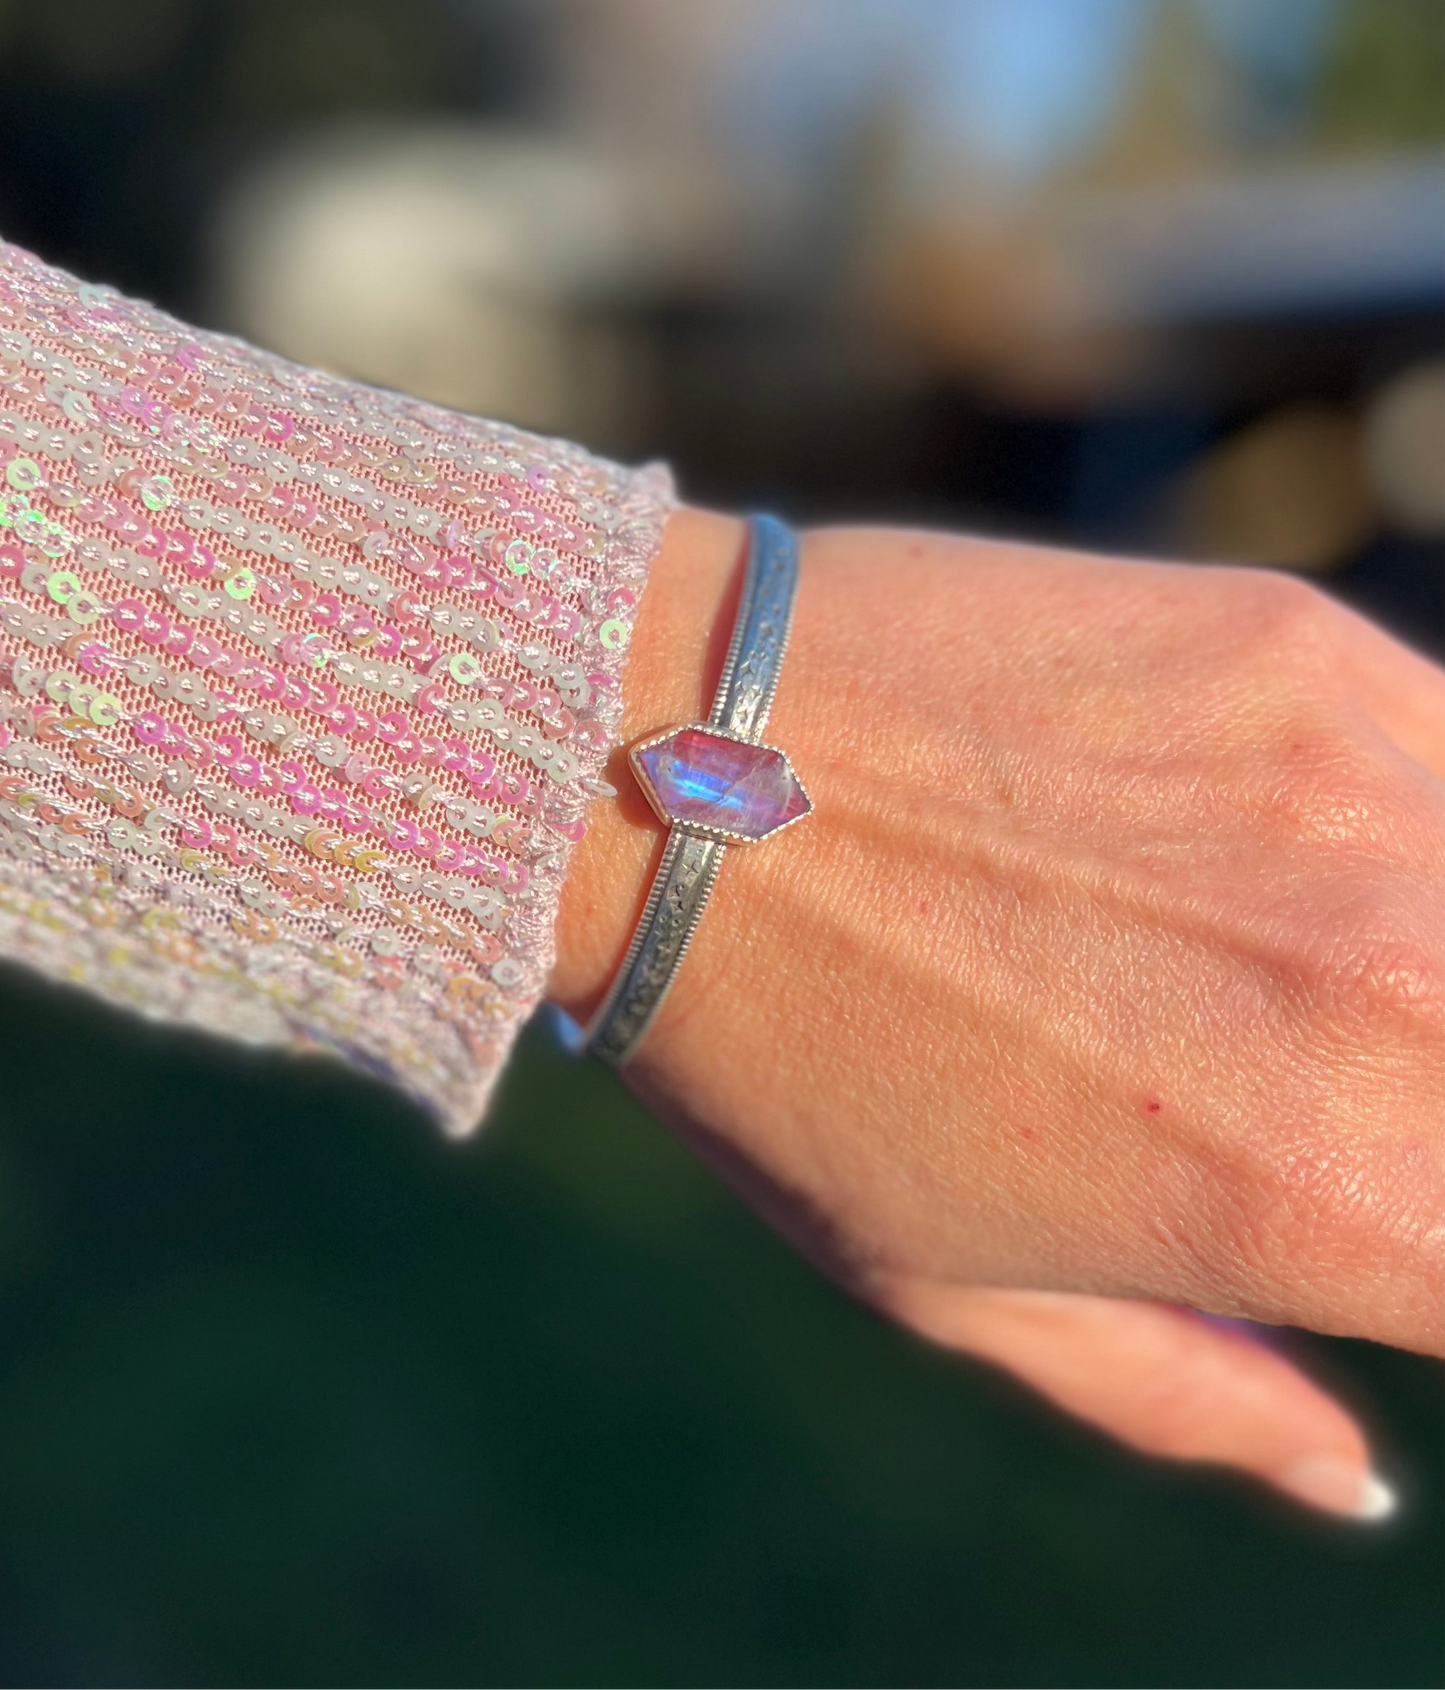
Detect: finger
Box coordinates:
(876, 1278, 1395, 1520)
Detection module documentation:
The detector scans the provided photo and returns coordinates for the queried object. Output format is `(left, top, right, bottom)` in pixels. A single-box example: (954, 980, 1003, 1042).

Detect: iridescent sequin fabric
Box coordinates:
(0, 241, 673, 1132)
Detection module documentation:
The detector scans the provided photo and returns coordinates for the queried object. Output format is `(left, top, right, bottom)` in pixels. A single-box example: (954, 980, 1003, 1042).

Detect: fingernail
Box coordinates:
(1276, 1455, 1398, 1521)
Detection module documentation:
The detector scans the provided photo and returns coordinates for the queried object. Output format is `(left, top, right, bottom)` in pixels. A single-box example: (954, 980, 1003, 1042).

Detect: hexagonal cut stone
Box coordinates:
(632, 726, 811, 841)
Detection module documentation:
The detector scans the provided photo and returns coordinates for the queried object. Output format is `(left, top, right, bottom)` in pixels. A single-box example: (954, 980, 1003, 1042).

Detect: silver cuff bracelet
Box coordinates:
(583, 514, 812, 1066)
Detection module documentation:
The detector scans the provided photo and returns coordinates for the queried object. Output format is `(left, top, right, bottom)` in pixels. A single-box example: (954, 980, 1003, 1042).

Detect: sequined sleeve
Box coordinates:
(0, 240, 674, 1133)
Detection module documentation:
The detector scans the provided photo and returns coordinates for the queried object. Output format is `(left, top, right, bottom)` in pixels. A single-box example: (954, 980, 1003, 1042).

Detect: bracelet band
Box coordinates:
(584, 514, 812, 1066)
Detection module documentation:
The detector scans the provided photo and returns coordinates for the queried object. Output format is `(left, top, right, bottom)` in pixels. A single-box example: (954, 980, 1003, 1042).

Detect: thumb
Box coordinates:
(876, 1278, 1395, 1521)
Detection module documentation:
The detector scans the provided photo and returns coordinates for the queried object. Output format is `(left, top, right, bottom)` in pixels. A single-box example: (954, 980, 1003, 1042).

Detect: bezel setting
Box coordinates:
(628, 721, 813, 846)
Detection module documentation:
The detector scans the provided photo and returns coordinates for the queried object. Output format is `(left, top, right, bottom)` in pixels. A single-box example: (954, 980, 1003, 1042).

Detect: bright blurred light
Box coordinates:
(213, 125, 733, 440)
(1168, 405, 1373, 571)
(1364, 360, 1445, 538)
(211, 1, 1444, 415)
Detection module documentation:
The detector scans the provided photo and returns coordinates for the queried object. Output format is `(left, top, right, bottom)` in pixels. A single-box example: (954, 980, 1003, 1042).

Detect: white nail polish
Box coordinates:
(1354, 1473, 1398, 1521)
(1277, 1455, 1398, 1521)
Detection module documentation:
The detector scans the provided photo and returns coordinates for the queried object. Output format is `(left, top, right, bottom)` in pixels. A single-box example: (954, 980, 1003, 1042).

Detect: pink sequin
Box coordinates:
(0, 239, 673, 1132)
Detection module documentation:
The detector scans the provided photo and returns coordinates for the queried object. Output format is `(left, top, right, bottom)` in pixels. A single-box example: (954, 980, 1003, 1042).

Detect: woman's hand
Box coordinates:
(552, 508, 1443, 1519)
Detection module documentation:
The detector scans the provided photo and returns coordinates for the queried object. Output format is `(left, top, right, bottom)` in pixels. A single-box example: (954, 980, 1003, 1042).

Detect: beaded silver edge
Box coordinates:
(626, 722, 814, 848)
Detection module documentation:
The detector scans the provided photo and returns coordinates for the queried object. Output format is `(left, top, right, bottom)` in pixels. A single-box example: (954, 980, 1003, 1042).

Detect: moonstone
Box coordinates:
(633, 726, 811, 841)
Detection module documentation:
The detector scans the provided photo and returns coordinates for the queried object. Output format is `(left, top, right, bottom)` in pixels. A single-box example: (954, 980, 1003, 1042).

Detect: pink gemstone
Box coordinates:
(633, 726, 811, 841)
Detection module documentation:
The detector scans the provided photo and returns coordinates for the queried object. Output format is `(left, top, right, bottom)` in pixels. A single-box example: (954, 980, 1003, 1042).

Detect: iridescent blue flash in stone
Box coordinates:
(632, 726, 811, 841)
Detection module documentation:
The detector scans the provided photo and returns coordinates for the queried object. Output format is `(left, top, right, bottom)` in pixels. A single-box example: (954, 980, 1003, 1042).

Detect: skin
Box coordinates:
(550, 508, 1444, 1518)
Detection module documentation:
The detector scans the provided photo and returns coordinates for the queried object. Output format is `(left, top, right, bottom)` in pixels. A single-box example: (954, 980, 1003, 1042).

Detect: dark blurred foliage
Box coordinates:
(1315, 0, 1445, 144)
(0, 0, 526, 305)
(0, 1, 1441, 1685)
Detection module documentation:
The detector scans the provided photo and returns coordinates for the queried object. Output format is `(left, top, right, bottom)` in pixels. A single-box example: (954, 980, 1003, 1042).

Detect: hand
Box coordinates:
(552, 509, 1443, 1519)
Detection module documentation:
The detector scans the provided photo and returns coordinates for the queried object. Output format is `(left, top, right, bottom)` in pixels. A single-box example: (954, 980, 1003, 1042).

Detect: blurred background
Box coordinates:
(0, 0, 1441, 1683)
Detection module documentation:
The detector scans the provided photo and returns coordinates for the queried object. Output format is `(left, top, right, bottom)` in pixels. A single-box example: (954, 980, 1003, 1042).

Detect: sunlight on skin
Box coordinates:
(553, 506, 1442, 1519)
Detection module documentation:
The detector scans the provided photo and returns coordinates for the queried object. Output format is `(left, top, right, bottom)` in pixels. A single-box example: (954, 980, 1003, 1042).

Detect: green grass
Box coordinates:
(0, 964, 1439, 1687)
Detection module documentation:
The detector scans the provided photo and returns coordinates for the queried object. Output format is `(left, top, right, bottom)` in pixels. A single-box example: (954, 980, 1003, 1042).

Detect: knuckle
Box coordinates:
(1229, 569, 1338, 670)
(1290, 872, 1445, 1049)
(1268, 728, 1396, 848)
(1259, 694, 1441, 858)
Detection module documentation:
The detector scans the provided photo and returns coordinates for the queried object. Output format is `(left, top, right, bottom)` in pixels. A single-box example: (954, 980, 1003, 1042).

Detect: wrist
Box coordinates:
(550, 505, 749, 1019)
